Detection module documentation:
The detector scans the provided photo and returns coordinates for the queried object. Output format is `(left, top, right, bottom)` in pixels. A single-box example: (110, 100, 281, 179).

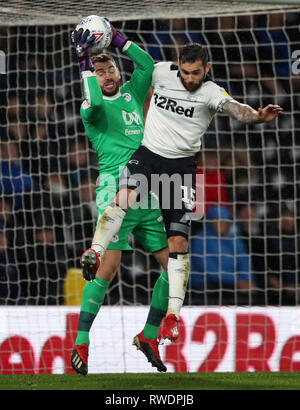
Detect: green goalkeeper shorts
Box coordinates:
(95, 187, 167, 253)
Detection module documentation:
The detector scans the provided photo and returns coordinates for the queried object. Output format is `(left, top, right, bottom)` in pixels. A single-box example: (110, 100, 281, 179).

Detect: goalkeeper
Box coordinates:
(70, 22, 170, 375)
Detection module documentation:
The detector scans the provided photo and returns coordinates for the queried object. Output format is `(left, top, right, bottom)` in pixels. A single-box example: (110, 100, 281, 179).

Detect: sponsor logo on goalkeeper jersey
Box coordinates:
(153, 92, 194, 117)
(122, 110, 142, 125)
(122, 110, 143, 136)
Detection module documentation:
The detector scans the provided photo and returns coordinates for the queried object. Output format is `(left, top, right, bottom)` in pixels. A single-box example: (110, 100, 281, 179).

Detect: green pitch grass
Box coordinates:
(0, 372, 300, 390)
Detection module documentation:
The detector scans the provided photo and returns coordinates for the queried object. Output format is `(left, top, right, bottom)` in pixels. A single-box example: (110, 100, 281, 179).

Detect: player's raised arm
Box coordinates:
(124, 43, 154, 103)
(72, 28, 105, 120)
(222, 100, 283, 124)
(107, 21, 154, 103)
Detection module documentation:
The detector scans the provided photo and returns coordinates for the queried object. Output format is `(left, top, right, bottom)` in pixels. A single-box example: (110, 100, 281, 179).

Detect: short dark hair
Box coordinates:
(178, 43, 208, 66)
(92, 53, 116, 65)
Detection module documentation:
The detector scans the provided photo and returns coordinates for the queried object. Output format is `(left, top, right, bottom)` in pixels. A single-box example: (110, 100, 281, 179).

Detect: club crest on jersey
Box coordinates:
(122, 93, 132, 102)
(153, 92, 194, 118)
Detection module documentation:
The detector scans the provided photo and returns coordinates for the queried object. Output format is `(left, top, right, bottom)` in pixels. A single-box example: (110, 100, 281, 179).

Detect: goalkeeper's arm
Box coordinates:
(71, 28, 104, 120)
(108, 21, 154, 103)
(80, 71, 104, 122)
(123, 42, 154, 102)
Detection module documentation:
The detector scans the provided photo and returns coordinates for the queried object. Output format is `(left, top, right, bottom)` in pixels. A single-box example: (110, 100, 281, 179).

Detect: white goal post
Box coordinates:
(0, 0, 299, 24)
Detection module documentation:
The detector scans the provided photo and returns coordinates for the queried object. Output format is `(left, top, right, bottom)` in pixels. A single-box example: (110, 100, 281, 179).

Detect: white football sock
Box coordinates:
(166, 253, 190, 319)
(91, 203, 126, 256)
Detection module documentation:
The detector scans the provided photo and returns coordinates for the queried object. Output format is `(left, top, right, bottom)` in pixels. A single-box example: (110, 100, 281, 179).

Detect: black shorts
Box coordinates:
(119, 145, 197, 239)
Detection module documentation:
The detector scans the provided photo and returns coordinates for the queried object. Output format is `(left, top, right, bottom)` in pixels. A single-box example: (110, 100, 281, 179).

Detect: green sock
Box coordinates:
(75, 277, 110, 346)
(144, 270, 169, 339)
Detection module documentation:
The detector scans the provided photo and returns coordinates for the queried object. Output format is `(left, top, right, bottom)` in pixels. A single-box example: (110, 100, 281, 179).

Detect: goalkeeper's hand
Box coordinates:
(105, 19, 127, 49)
(71, 28, 95, 71)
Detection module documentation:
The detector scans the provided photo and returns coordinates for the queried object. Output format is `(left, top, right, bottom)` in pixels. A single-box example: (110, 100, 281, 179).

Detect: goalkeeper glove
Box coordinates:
(106, 20, 127, 49)
(71, 28, 96, 72)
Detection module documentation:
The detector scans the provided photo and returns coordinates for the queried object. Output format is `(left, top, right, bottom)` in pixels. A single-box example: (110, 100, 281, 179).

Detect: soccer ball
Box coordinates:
(75, 15, 112, 53)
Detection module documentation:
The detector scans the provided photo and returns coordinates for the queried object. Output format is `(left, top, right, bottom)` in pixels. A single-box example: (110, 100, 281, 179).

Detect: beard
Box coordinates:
(102, 79, 121, 96)
(179, 74, 205, 92)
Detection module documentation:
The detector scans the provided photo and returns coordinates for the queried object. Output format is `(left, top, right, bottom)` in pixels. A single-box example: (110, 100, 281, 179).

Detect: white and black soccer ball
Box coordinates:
(75, 15, 112, 53)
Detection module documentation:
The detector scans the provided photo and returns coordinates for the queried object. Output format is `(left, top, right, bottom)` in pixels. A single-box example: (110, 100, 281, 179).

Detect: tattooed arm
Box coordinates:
(222, 100, 283, 124)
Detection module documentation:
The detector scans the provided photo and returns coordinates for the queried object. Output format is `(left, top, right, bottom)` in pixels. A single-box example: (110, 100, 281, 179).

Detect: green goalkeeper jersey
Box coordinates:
(80, 41, 154, 199)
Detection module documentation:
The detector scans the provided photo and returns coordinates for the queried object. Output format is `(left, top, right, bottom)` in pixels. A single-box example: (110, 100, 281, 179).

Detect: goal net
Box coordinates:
(0, 0, 300, 374)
